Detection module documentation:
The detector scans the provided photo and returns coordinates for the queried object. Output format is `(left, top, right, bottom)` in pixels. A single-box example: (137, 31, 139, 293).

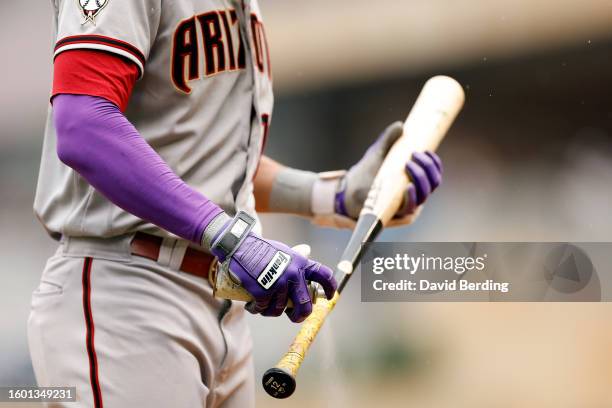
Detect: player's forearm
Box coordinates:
(253, 156, 283, 212)
(53, 94, 226, 246)
(254, 156, 340, 216)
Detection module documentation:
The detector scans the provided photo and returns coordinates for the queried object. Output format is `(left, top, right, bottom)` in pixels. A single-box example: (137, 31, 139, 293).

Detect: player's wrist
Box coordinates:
(268, 167, 318, 215)
(210, 211, 257, 262)
(311, 170, 346, 216)
(309, 170, 362, 229)
(201, 211, 232, 252)
(266, 167, 347, 218)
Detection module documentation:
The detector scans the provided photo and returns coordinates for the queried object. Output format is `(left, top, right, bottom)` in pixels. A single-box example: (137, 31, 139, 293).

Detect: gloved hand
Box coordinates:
(211, 212, 337, 323)
(335, 121, 443, 223)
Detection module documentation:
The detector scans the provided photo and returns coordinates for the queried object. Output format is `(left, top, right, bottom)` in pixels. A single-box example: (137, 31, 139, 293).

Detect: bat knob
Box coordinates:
(262, 367, 296, 399)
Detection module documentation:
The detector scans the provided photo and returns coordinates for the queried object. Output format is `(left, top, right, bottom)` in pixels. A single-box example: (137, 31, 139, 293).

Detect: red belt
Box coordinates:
(130, 232, 216, 280)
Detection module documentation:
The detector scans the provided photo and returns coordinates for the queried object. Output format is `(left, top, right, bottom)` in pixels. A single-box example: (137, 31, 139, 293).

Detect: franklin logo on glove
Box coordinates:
(259, 252, 291, 289)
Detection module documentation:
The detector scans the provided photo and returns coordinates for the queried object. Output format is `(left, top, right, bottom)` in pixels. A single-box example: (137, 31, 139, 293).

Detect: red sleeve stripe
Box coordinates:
(54, 35, 146, 78)
(53, 50, 139, 112)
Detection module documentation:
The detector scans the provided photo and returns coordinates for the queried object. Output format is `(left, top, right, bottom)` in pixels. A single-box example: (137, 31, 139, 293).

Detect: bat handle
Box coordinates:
(262, 292, 340, 398)
(212, 261, 318, 307)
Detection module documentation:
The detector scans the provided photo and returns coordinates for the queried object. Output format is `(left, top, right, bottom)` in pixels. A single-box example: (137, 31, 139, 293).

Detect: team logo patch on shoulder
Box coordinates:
(79, 0, 109, 25)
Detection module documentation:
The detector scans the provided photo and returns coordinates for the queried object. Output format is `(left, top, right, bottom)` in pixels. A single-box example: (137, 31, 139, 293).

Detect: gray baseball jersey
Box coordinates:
(29, 1, 273, 406)
(35, 0, 273, 240)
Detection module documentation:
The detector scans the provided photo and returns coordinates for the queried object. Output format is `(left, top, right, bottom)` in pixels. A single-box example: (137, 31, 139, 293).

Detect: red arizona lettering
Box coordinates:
(172, 9, 270, 93)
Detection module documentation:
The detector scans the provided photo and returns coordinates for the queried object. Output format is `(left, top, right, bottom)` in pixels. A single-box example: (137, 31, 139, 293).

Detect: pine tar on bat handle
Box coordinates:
(262, 75, 466, 399)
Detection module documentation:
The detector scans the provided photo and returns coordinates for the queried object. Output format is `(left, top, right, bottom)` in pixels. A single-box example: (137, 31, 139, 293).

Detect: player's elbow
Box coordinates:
(55, 119, 86, 170)
(53, 94, 103, 170)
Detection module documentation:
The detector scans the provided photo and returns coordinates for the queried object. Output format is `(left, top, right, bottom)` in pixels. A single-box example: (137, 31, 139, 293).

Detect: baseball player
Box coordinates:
(28, 0, 444, 407)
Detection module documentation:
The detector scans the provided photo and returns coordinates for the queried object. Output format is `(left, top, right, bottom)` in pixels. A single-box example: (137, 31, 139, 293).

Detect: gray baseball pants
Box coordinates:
(27, 234, 254, 408)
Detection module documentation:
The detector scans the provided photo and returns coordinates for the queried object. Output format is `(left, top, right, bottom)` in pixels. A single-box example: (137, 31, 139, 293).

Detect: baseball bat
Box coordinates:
(261, 75, 465, 399)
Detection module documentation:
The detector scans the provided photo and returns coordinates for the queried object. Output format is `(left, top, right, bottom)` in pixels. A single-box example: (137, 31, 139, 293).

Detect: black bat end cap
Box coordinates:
(262, 368, 296, 399)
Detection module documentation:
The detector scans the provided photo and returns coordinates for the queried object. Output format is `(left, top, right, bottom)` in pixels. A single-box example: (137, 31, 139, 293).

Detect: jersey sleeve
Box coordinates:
(53, 50, 139, 111)
(54, 0, 161, 78)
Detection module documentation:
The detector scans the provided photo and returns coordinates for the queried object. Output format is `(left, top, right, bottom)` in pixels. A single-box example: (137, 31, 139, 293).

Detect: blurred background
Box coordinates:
(1, 0, 612, 407)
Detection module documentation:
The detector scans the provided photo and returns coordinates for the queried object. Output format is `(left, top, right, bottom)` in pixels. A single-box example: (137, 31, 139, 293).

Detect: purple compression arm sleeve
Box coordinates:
(53, 94, 222, 243)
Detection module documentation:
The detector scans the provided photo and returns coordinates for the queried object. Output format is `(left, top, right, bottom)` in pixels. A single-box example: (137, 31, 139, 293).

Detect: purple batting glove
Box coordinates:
(211, 212, 337, 323)
(333, 122, 444, 221)
(397, 151, 443, 216)
(334, 122, 404, 219)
